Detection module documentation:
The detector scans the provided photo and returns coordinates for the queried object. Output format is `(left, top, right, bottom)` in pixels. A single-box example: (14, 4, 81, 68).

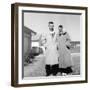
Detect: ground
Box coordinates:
(24, 46, 80, 77)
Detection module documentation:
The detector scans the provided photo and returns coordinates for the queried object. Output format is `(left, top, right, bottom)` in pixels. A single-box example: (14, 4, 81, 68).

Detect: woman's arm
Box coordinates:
(65, 32, 71, 49)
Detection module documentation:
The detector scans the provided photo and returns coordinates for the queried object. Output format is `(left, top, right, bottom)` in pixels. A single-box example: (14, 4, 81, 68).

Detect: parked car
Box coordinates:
(24, 46, 44, 65)
(31, 46, 43, 56)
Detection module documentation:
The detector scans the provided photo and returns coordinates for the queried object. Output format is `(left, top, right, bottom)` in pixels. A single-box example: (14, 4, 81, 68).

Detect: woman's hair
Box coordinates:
(59, 25, 63, 28)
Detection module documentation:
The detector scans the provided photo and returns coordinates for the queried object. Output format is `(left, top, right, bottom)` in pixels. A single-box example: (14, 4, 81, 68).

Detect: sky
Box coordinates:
(24, 12, 81, 41)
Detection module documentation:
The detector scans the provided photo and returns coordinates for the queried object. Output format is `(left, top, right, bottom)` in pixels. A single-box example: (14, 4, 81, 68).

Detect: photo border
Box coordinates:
(11, 3, 88, 87)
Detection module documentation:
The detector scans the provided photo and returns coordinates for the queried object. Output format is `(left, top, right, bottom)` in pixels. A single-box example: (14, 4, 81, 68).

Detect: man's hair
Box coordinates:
(59, 25, 63, 28)
(48, 21, 54, 24)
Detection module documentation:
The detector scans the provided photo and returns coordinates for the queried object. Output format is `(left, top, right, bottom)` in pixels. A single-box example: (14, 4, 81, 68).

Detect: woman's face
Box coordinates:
(58, 27, 63, 33)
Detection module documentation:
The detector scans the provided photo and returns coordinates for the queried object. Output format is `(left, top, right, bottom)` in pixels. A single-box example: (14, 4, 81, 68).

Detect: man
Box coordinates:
(56, 25, 73, 75)
(40, 21, 59, 76)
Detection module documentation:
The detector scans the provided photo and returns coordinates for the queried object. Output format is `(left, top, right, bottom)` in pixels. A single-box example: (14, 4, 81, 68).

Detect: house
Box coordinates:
(70, 41, 80, 48)
(23, 26, 36, 55)
(23, 26, 44, 64)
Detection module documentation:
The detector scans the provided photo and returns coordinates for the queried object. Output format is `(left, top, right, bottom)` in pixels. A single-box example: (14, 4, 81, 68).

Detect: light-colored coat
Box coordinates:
(56, 32, 72, 68)
(41, 33, 59, 65)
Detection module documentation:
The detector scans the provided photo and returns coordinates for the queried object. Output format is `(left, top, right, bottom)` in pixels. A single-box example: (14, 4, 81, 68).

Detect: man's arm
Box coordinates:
(39, 34, 46, 45)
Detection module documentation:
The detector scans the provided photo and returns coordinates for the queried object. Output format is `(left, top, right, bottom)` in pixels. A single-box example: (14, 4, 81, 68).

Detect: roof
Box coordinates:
(23, 26, 37, 35)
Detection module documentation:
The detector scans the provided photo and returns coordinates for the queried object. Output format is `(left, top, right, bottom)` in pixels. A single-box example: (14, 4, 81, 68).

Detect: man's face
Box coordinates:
(58, 27, 63, 33)
(48, 23, 54, 32)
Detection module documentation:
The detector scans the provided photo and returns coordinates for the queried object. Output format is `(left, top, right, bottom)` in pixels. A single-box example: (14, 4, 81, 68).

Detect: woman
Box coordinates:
(56, 25, 73, 75)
